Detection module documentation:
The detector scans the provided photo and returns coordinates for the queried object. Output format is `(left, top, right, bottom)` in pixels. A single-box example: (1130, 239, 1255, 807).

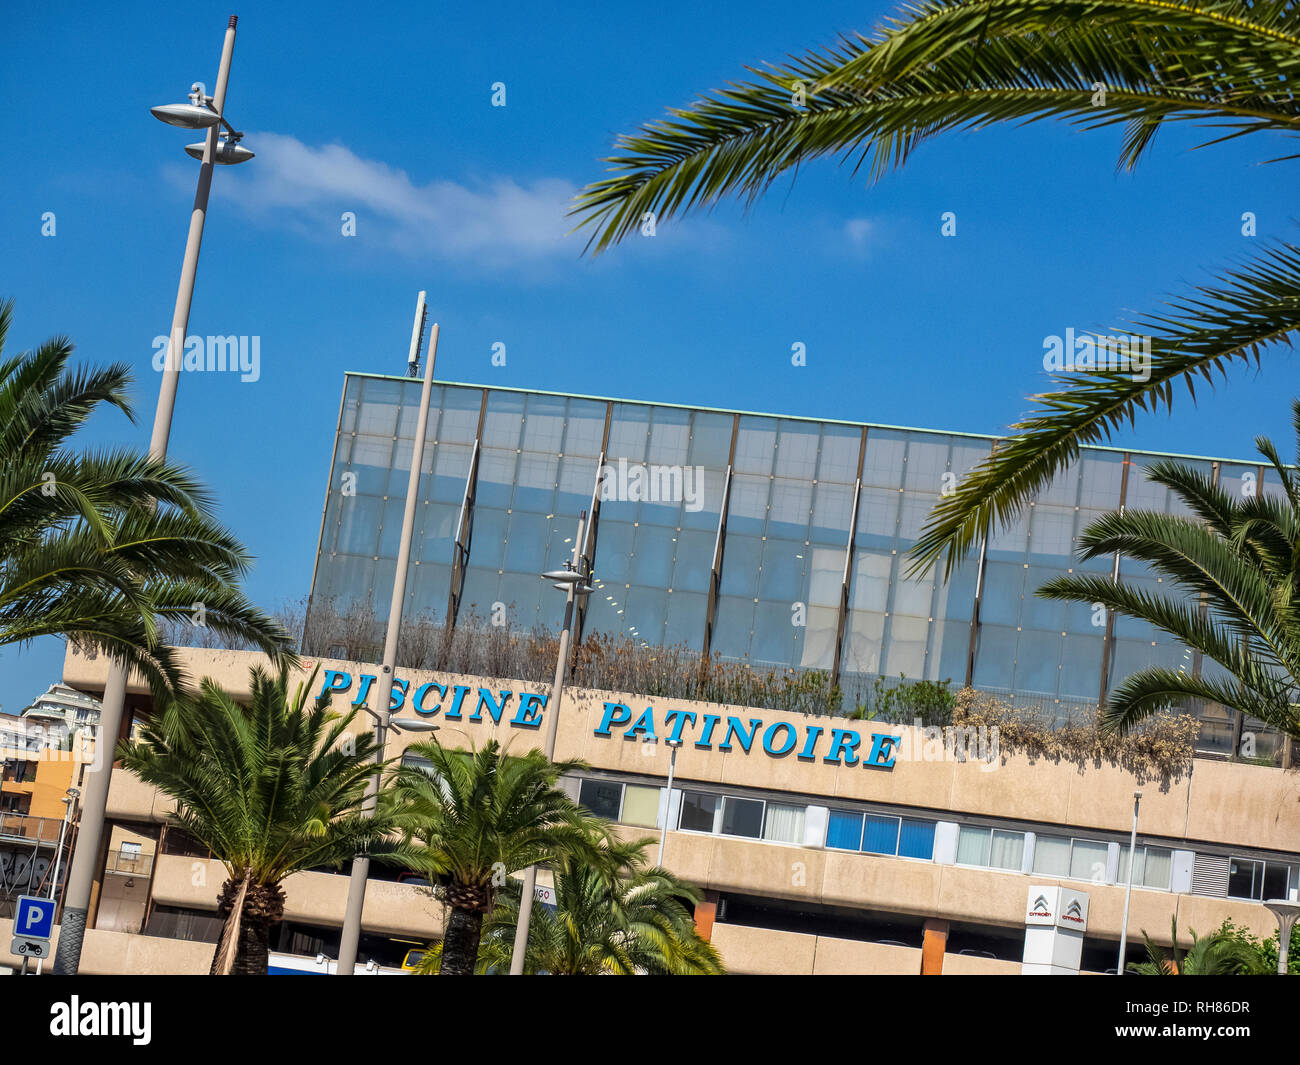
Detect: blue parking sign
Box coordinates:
(15, 895, 56, 941)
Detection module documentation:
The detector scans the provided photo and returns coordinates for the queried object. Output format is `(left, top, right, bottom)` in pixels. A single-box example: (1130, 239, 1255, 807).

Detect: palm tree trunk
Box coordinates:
(231, 909, 272, 976)
(210, 875, 249, 976)
(211, 876, 284, 975)
(440, 906, 484, 975)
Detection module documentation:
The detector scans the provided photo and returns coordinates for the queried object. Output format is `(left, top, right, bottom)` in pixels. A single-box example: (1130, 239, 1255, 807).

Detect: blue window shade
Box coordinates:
(861, 814, 901, 855)
(898, 819, 936, 860)
(826, 811, 863, 850)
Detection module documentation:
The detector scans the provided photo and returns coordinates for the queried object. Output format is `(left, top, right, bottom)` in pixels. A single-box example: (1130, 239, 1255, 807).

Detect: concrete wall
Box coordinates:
(0, 918, 210, 975)
(149, 855, 445, 938)
(709, 923, 924, 975)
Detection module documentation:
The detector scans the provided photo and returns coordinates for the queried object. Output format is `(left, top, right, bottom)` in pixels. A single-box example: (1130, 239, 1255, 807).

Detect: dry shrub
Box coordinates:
(953, 687, 1200, 784)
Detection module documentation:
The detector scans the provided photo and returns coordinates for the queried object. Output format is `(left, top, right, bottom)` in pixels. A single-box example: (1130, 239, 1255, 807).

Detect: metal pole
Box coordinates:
(48, 804, 72, 900)
(335, 304, 437, 974)
(509, 516, 585, 975)
(53, 15, 240, 976)
(1116, 790, 1141, 976)
(657, 743, 679, 867)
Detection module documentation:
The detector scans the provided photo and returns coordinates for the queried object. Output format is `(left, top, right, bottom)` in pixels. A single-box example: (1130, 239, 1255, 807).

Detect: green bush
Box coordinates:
(848, 674, 955, 727)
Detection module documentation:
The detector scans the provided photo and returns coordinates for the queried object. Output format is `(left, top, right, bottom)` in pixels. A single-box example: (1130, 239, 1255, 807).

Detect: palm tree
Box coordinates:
(571, 2, 1300, 578)
(117, 664, 394, 974)
(385, 740, 620, 975)
(1037, 402, 1300, 736)
(411, 840, 725, 974)
(1130, 915, 1265, 975)
(0, 298, 294, 688)
(478, 840, 723, 974)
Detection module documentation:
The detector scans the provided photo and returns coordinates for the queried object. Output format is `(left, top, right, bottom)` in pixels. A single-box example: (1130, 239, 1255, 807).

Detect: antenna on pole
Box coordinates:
(407, 290, 429, 378)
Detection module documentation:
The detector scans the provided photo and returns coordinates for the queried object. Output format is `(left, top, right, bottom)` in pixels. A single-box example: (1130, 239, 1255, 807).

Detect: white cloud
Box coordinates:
(210, 132, 579, 264)
(844, 217, 874, 248)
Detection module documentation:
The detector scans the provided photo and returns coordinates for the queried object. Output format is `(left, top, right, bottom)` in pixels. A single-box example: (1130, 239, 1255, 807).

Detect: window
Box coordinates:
(955, 826, 1023, 870)
(621, 785, 661, 828)
(721, 797, 764, 839)
(990, 831, 1025, 871)
(577, 779, 661, 827)
(762, 803, 805, 844)
(1034, 835, 1110, 883)
(400, 750, 434, 774)
(898, 820, 935, 860)
(1117, 845, 1173, 890)
(162, 827, 211, 858)
(1069, 839, 1109, 882)
(1228, 857, 1295, 901)
(862, 815, 901, 855)
(826, 810, 863, 851)
(956, 826, 991, 867)
(679, 790, 720, 833)
(1032, 835, 1071, 877)
(578, 779, 622, 821)
(144, 905, 223, 944)
(825, 810, 935, 860)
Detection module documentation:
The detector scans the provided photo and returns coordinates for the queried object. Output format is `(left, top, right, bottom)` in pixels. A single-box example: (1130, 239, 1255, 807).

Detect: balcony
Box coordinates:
(0, 812, 63, 845)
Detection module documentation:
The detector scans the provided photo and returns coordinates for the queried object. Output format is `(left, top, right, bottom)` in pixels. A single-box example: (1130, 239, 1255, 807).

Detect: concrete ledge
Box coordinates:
(0, 918, 210, 975)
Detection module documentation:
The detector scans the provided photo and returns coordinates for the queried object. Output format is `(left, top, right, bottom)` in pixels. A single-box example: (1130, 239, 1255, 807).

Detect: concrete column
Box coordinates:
(695, 891, 720, 942)
(921, 918, 949, 975)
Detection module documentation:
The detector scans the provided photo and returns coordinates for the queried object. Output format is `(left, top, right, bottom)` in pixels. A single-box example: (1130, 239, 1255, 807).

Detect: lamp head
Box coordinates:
(392, 719, 440, 734)
(184, 138, 255, 165)
(151, 103, 221, 129)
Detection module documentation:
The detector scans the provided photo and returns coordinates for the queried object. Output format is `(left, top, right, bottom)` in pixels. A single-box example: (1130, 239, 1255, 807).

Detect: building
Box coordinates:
(19, 684, 102, 749)
(34, 643, 1300, 975)
(0, 698, 89, 921)
(5, 376, 1295, 975)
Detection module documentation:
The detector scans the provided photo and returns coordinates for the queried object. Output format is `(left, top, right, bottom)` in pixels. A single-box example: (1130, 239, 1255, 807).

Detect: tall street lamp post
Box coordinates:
(53, 15, 253, 975)
(509, 515, 592, 975)
(334, 297, 442, 974)
(1116, 789, 1142, 976)
(48, 787, 80, 903)
(657, 740, 680, 867)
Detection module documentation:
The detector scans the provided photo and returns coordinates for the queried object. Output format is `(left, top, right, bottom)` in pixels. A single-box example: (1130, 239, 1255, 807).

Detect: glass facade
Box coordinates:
(307, 374, 1275, 743)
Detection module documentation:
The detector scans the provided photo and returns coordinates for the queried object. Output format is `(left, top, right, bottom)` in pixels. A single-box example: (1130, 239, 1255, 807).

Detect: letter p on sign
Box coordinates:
(16, 895, 55, 940)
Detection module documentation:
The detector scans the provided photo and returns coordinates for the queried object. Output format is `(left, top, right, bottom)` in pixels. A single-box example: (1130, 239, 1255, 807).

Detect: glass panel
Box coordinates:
(1143, 848, 1172, 890)
(762, 803, 806, 844)
(1033, 835, 1071, 876)
(898, 820, 935, 860)
(956, 826, 991, 867)
(1263, 862, 1290, 902)
(721, 797, 764, 838)
(1228, 858, 1258, 899)
(678, 791, 720, 833)
(989, 830, 1025, 871)
(578, 779, 621, 821)
(1117, 844, 1144, 887)
(621, 785, 661, 828)
(826, 810, 863, 850)
(861, 814, 901, 855)
(1069, 839, 1110, 882)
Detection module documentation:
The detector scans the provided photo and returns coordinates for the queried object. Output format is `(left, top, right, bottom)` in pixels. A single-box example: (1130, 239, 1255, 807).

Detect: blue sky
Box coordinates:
(0, 0, 1293, 713)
